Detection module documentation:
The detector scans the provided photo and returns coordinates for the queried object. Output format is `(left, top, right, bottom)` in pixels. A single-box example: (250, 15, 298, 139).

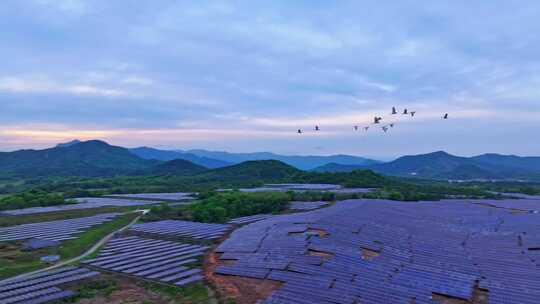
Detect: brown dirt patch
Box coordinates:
(307, 249, 333, 260)
(432, 293, 468, 304)
(288, 228, 329, 238)
(205, 251, 281, 304)
(360, 248, 380, 261)
(471, 286, 489, 304)
(510, 209, 528, 215)
(432, 285, 488, 304)
(306, 228, 329, 238)
(76, 277, 171, 304)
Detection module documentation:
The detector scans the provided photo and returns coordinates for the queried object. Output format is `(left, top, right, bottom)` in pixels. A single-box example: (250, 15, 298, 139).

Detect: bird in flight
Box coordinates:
(315, 125, 320, 131)
(382, 126, 389, 133)
(297, 129, 303, 134)
(402, 109, 408, 115)
(389, 123, 395, 128)
(374, 117, 382, 124)
(443, 113, 449, 119)
(410, 111, 416, 117)
(392, 107, 397, 115)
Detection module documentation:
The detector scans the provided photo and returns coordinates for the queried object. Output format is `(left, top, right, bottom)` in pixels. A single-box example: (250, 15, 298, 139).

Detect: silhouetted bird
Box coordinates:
(297, 129, 303, 134)
(354, 126, 359, 131)
(390, 123, 395, 128)
(410, 111, 416, 117)
(364, 126, 370, 131)
(403, 109, 408, 115)
(392, 107, 397, 114)
(374, 117, 382, 124)
(382, 126, 389, 133)
(315, 125, 320, 131)
(443, 113, 449, 119)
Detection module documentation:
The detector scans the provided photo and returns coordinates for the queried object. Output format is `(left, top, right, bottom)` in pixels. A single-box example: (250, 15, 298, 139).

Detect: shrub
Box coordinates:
(188, 191, 290, 223)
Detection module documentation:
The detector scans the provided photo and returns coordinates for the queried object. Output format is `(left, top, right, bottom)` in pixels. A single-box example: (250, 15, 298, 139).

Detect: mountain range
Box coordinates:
(1, 140, 539, 181)
(365, 151, 540, 181)
(130, 147, 380, 170)
(129, 147, 232, 169)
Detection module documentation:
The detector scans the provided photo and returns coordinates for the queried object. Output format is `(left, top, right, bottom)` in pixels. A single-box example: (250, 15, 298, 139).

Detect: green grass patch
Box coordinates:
(0, 242, 57, 279)
(144, 281, 213, 303)
(58, 212, 139, 260)
(0, 258, 44, 280)
(56, 278, 118, 303)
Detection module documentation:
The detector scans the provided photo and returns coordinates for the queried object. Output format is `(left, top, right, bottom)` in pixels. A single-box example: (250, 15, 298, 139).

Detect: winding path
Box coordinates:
(6, 209, 149, 281)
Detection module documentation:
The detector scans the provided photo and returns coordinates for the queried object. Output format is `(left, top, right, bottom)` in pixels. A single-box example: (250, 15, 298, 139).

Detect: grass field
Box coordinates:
(0, 212, 139, 279)
(56, 274, 216, 304)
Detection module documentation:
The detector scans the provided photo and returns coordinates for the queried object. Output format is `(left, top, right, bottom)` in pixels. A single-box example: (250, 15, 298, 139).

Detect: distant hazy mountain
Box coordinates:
(0, 140, 156, 177)
(181, 149, 380, 170)
(130, 147, 231, 169)
(367, 151, 540, 180)
(150, 159, 208, 176)
(472, 153, 540, 172)
(312, 163, 367, 173)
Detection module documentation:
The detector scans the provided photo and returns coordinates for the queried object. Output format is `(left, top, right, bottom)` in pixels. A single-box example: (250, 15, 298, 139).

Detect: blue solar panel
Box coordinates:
(213, 199, 540, 302)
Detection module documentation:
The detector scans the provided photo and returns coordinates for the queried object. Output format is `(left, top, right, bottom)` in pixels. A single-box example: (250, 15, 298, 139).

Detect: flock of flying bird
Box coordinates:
(297, 107, 449, 134)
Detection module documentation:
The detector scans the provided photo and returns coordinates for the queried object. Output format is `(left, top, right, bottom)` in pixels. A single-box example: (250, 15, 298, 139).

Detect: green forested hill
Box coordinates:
(195, 160, 301, 182)
(150, 159, 208, 176)
(0, 140, 156, 177)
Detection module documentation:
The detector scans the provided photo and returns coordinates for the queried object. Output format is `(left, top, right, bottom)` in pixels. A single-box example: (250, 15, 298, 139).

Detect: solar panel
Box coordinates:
(214, 199, 540, 302)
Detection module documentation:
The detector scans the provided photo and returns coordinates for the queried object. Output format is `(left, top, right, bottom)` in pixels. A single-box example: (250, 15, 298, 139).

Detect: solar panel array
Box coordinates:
(83, 236, 206, 286)
(289, 201, 328, 211)
(0, 266, 99, 304)
(330, 188, 375, 194)
(74, 197, 165, 206)
(1, 198, 160, 216)
(470, 198, 540, 212)
(107, 192, 195, 201)
(129, 220, 232, 240)
(215, 199, 540, 303)
(0, 213, 120, 242)
(223, 185, 374, 195)
(264, 184, 343, 191)
(228, 214, 274, 225)
(491, 192, 540, 200)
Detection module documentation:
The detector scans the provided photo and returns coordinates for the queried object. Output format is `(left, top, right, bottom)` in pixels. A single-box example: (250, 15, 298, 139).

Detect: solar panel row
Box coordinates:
(1, 197, 162, 215)
(289, 201, 328, 211)
(129, 220, 231, 240)
(0, 267, 98, 304)
(0, 213, 121, 242)
(107, 192, 195, 201)
(227, 214, 274, 225)
(82, 236, 206, 287)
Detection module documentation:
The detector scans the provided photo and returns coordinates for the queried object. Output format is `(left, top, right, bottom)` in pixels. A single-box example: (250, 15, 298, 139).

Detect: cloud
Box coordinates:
(1, 1, 540, 156)
(33, 0, 88, 15)
(0, 76, 130, 97)
(122, 76, 153, 86)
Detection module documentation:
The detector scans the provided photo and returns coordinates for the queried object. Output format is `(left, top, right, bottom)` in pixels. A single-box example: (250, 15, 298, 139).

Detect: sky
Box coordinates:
(1, 0, 539, 159)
